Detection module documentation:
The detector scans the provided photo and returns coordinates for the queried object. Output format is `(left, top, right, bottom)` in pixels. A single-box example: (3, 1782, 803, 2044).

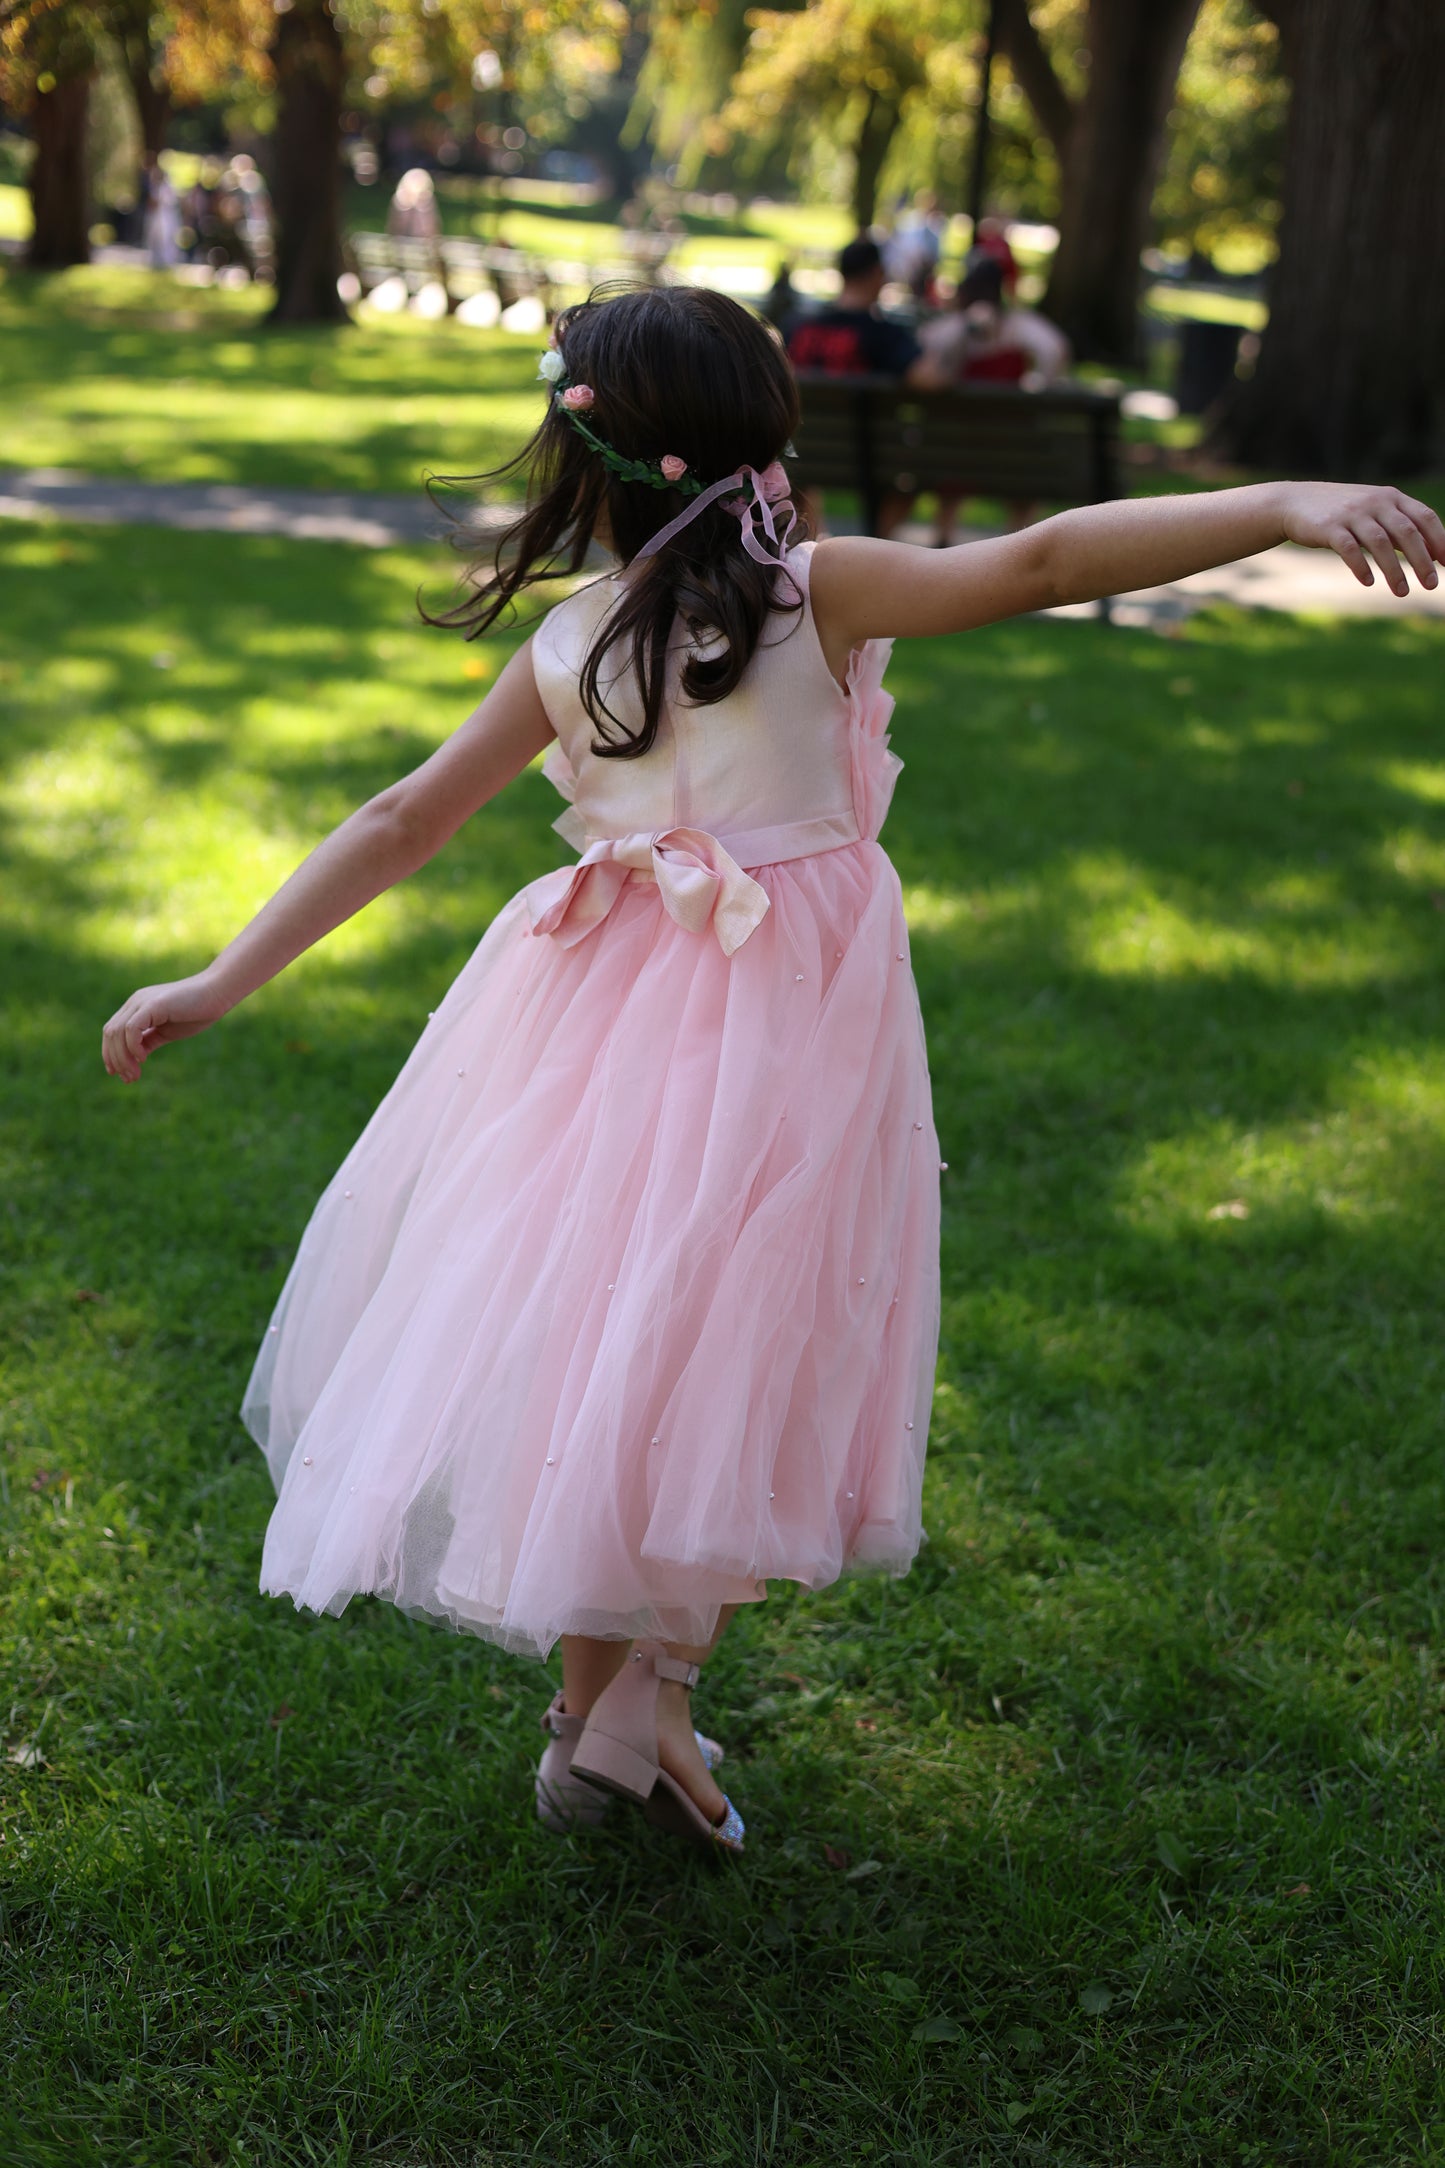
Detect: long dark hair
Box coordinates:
(423, 285, 805, 759)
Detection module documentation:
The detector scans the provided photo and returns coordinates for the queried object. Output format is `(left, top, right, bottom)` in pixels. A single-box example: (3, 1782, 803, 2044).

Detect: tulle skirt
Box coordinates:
(244, 837, 940, 1658)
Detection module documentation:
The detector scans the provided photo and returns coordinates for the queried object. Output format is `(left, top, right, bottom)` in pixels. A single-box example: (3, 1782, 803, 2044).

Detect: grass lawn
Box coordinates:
(4, 517, 1445, 2164)
(0, 266, 548, 496)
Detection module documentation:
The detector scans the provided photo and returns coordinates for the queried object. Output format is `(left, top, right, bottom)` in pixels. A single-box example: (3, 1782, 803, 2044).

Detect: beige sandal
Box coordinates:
(535, 1690, 725, 1834)
(569, 1640, 745, 1855)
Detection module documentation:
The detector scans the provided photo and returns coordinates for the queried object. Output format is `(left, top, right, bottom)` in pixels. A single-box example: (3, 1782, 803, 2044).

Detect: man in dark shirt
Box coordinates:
(786, 236, 935, 383)
(785, 236, 943, 535)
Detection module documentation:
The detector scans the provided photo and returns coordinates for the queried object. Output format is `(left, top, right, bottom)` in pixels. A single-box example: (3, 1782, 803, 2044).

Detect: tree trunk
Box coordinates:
(852, 85, 902, 231)
(126, 61, 171, 165)
(27, 71, 93, 270)
(1043, 0, 1201, 361)
(1213, 0, 1445, 476)
(267, 0, 350, 326)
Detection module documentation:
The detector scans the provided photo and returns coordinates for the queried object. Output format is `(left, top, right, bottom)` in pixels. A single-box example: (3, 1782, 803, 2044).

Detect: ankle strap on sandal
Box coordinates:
(650, 1652, 700, 1690)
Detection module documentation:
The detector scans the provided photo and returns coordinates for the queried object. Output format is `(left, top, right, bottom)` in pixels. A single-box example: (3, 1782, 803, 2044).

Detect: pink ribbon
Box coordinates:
(633, 460, 797, 568)
(527, 827, 771, 957)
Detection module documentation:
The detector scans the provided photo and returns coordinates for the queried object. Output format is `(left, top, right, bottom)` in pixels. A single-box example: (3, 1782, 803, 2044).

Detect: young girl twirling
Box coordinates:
(102, 286, 1444, 1856)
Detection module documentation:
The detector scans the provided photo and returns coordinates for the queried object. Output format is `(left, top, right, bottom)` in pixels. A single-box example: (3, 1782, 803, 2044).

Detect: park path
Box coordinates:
(1, 464, 1442, 628)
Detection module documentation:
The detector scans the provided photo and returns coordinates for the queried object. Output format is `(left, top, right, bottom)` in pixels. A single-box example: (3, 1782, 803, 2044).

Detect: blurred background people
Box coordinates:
(919, 256, 1070, 388)
(884, 190, 946, 302)
(141, 160, 181, 268)
(785, 236, 937, 383)
(917, 257, 1072, 544)
(968, 215, 1019, 298)
(387, 167, 441, 240)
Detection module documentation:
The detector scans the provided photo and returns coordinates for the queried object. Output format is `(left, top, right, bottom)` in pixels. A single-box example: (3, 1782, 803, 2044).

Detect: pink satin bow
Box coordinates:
(527, 827, 770, 957)
(632, 460, 798, 567)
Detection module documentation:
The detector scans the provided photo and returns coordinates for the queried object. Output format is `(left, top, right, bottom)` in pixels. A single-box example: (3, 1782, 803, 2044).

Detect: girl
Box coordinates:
(103, 286, 1444, 1857)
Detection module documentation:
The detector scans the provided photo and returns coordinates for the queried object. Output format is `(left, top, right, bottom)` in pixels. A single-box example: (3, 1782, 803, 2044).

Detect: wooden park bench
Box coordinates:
(348, 231, 558, 315)
(789, 372, 1123, 538)
(348, 230, 675, 319)
(349, 229, 448, 299)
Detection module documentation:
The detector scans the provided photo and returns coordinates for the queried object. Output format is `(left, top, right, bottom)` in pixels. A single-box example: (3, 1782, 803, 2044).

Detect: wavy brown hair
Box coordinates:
(422, 284, 805, 759)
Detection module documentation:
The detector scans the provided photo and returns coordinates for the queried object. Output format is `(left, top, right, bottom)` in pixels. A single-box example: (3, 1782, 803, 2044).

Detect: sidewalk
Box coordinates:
(2, 467, 1441, 628)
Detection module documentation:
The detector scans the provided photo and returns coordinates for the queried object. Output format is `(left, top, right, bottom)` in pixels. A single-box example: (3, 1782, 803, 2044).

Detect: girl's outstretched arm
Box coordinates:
(102, 638, 552, 1082)
(808, 482, 1445, 667)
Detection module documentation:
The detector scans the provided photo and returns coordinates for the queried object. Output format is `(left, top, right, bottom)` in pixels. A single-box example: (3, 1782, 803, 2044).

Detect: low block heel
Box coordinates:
(569, 1732, 659, 1803)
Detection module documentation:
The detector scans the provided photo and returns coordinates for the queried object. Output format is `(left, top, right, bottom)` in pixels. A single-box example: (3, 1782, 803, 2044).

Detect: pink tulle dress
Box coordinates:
(243, 543, 941, 1658)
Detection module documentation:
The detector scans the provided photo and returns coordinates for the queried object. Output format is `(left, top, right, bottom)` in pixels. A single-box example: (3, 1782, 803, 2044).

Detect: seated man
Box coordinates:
(786, 236, 937, 386)
(787, 236, 944, 536)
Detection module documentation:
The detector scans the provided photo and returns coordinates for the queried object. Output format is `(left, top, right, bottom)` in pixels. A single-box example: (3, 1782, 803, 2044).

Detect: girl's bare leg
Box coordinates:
(559, 1635, 630, 1718)
(656, 1604, 740, 1824)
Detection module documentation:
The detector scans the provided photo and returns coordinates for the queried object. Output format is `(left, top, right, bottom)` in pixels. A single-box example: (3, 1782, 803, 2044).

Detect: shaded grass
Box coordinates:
(4, 521, 1445, 2163)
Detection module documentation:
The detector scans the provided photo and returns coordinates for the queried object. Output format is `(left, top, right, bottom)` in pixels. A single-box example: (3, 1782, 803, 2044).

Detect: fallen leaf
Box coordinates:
(7, 1742, 44, 1768)
(910, 2015, 962, 2045)
(823, 1843, 850, 1871)
(778, 1672, 808, 1690)
(1155, 1830, 1193, 1877)
(283, 1039, 313, 1056)
(855, 1717, 878, 1733)
(269, 1703, 294, 1728)
(73, 1289, 104, 1304)
(846, 1858, 883, 1881)
(1207, 1199, 1250, 1220)
(1282, 1882, 1311, 1897)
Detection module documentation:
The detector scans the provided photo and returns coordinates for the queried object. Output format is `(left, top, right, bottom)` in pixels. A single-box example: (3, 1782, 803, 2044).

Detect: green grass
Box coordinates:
(0, 180, 28, 241)
(0, 265, 549, 496)
(5, 516, 1445, 2163)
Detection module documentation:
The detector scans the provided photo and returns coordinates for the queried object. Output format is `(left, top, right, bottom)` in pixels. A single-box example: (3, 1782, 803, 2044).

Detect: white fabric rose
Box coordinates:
(537, 348, 566, 384)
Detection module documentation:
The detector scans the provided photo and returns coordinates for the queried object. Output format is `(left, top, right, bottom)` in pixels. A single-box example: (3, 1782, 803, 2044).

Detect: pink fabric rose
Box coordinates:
(659, 455, 688, 482)
(561, 384, 595, 411)
(756, 459, 791, 502)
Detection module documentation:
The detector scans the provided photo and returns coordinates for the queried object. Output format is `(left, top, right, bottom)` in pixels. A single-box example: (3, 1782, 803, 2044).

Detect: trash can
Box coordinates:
(1175, 317, 1247, 416)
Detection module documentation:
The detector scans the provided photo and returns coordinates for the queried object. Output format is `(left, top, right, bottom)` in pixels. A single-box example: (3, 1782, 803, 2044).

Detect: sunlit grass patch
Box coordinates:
(0, 266, 547, 494)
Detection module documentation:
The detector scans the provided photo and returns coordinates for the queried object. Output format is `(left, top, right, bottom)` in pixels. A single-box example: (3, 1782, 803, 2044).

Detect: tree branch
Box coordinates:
(995, 0, 1076, 164)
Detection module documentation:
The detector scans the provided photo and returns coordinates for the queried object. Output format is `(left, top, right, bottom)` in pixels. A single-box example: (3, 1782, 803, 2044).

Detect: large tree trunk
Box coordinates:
(267, 0, 350, 326)
(27, 72, 93, 270)
(1214, 0, 1445, 476)
(1042, 0, 1200, 362)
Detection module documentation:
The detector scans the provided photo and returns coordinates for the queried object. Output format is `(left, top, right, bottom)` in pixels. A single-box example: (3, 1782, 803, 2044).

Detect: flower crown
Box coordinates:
(538, 345, 704, 496)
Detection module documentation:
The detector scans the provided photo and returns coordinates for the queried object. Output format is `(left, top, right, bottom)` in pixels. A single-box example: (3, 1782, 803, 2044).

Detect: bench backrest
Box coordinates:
(790, 374, 1121, 526)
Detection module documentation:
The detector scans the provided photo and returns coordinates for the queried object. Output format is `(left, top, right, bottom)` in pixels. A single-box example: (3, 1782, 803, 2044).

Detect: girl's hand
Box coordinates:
(102, 972, 230, 1083)
(1280, 481, 1445, 595)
